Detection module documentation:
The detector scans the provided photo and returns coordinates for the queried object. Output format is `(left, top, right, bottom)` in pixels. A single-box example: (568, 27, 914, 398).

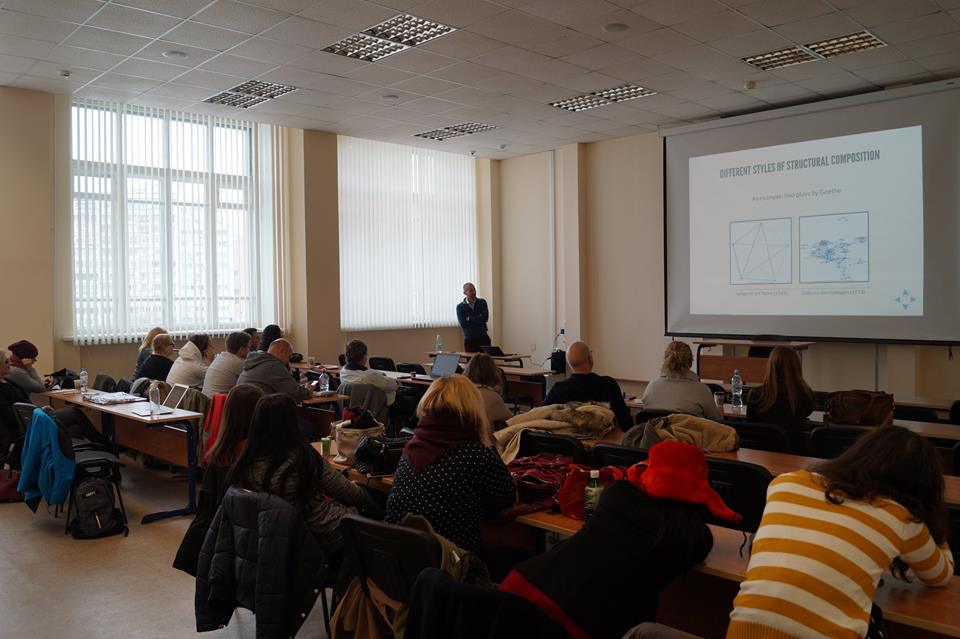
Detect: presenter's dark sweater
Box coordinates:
(543, 372, 632, 431)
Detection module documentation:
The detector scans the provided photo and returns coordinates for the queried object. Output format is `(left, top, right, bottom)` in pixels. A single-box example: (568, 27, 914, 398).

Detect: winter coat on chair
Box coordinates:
(17, 408, 75, 511)
(195, 486, 327, 639)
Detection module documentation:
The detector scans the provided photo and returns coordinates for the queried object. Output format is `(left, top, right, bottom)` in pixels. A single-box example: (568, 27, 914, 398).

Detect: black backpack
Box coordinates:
(68, 478, 128, 539)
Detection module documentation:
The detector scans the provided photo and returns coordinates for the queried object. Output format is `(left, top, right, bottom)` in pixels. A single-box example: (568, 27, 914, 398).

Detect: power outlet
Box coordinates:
(529, 343, 536, 352)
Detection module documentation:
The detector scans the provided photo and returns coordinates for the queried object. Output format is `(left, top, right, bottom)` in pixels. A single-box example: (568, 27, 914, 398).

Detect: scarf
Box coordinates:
(404, 410, 479, 473)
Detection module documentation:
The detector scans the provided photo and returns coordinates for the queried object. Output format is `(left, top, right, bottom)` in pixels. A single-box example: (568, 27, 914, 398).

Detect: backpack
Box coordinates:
(68, 478, 128, 539)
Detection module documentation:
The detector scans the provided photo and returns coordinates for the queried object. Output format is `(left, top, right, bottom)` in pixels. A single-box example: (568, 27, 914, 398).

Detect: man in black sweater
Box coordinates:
(542, 341, 632, 431)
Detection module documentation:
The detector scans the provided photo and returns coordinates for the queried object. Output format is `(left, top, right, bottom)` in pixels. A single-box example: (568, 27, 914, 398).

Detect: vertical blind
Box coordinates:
(337, 136, 478, 331)
(71, 99, 271, 345)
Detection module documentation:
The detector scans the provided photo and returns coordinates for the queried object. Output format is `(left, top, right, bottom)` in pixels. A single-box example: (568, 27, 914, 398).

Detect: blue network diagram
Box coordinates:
(799, 211, 869, 283)
(729, 217, 792, 285)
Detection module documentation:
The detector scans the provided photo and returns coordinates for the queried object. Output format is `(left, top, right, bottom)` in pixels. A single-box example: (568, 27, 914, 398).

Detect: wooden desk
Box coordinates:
(694, 339, 814, 384)
(302, 393, 350, 406)
(423, 361, 554, 405)
(45, 390, 203, 523)
(427, 351, 530, 366)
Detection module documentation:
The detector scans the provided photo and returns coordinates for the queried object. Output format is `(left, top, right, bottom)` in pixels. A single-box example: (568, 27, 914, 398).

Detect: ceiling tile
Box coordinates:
(355, 87, 423, 105)
(130, 94, 198, 110)
(390, 74, 461, 95)
(507, 82, 580, 102)
(403, 95, 470, 114)
(871, 11, 958, 43)
(600, 56, 677, 82)
(0, 9, 80, 43)
(844, 0, 941, 27)
(795, 71, 875, 94)
(2, 0, 101, 23)
(822, 42, 907, 70)
(915, 51, 960, 73)
(854, 59, 931, 83)
(63, 27, 153, 56)
(288, 50, 371, 76)
(561, 42, 641, 70)
(46, 45, 126, 70)
(298, 0, 397, 31)
(672, 10, 763, 42)
(226, 36, 312, 64)
(25, 61, 99, 82)
(467, 10, 559, 42)
(259, 16, 349, 48)
(568, 9, 662, 42)
(164, 20, 251, 51)
(240, 0, 318, 13)
(897, 31, 960, 58)
(345, 63, 416, 85)
(416, 30, 505, 59)
(0, 34, 56, 60)
(696, 91, 767, 110)
(200, 53, 277, 77)
(473, 45, 549, 71)
(192, 0, 287, 35)
(518, 28, 605, 58)
(175, 67, 246, 90)
(259, 66, 374, 95)
(473, 72, 544, 93)
(773, 11, 864, 44)
(666, 80, 733, 100)
(87, 4, 182, 38)
(426, 61, 503, 83)
(630, 0, 726, 26)
(380, 49, 458, 74)
(113, 58, 191, 81)
(12, 74, 84, 92)
(644, 99, 719, 119)
(110, 0, 213, 19)
(76, 84, 147, 100)
(738, 0, 835, 27)
(146, 82, 221, 100)
(91, 72, 163, 92)
(553, 71, 621, 91)
(406, 0, 508, 29)
(746, 82, 816, 102)
(616, 27, 699, 56)
(767, 59, 848, 81)
(0, 54, 45, 75)
(709, 29, 792, 58)
(521, 0, 621, 28)
(140, 40, 218, 65)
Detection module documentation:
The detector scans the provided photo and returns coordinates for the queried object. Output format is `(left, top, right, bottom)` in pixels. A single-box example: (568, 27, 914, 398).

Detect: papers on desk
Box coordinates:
(87, 392, 147, 405)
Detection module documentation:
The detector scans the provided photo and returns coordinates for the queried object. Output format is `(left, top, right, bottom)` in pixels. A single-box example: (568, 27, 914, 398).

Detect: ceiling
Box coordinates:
(1, 0, 958, 158)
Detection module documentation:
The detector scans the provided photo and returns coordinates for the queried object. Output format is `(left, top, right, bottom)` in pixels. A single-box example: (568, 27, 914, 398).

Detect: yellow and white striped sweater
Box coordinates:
(727, 470, 954, 639)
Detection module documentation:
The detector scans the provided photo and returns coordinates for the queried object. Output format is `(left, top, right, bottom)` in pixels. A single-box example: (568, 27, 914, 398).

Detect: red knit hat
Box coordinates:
(626, 441, 742, 523)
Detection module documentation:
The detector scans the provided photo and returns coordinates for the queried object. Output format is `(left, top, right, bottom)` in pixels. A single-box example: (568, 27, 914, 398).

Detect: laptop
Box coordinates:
(414, 352, 461, 381)
(131, 383, 189, 416)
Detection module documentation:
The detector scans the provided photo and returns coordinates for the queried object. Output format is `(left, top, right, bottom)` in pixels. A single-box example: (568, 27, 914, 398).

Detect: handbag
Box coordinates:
(557, 464, 625, 520)
(333, 421, 385, 464)
(0, 468, 23, 502)
(825, 390, 894, 426)
(354, 434, 411, 476)
(507, 453, 574, 505)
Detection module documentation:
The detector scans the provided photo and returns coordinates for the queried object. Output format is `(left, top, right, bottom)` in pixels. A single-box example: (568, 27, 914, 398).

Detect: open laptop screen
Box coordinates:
(163, 383, 189, 409)
(432, 353, 460, 378)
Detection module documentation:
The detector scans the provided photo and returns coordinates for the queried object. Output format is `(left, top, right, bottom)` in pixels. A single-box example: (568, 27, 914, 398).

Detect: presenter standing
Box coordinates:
(456, 282, 490, 352)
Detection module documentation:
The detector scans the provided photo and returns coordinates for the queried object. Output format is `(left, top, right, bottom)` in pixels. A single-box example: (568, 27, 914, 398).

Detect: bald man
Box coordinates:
(237, 337, 312, 401)
(542, 341, 632, 430)
(456, 282, 490, 352)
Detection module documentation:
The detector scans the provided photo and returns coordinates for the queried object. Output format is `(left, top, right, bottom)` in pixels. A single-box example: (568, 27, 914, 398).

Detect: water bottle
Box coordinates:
(556, 328, 566, 351)
(78, 368, 89, 393)
(435, 332, 442, 352)
(318, 371, 329, 392)
(731, 369, 743, 408)
(148, 381, 161, 418)
(584, 470, 603, 521)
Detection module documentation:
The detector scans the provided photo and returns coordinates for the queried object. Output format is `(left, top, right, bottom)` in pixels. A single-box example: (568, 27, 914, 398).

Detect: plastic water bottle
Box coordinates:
(318, 371, 329, 392)
(731, 369, 743, 408)
(148, 381, 161, 418)
(556, 328, 566, 351)
(435, 332, 443, 352)
(78, 368, 89, 393)
(584, 470, 603, 521)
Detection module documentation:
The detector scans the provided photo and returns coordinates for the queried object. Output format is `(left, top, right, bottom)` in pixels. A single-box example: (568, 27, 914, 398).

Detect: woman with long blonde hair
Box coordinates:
(641, 341, 722, 420)
(746, 346, 814, 451)
(384, 375, 515, 553)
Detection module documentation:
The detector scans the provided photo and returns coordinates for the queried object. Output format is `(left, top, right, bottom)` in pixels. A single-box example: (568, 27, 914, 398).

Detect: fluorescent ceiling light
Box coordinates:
(743, 30, 887, 71)
(230, 80, 298, 99)
(203, 92, 269, 109)
(412, 121, 498, 141)
(550, 84, 658, 112)
(743, 46, 820, 71)
(325, 14, 455, 62)
(323, 33, 409, 62)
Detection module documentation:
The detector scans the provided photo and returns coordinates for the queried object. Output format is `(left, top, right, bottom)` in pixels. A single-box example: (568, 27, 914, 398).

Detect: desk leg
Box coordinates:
(696, 344, 706, 379)
(141, 420, 198, 524)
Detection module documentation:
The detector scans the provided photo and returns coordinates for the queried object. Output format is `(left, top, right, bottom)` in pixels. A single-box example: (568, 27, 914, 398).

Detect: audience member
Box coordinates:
(137, 333, 176, 381)
(501, 441, 735, 639)
(542, 341, 631, 430)
(166, 334, 214, 388)
(385, 376, 514, 553)
(5, 340, 49, 395)
(237, 338, 311, 401)
(0, 349, 27, 465)
(260, 324, 282, 352)
(242, 327, 261, 352)
(134, 326, 166, 379)
(463, 353, 513, 428)
(227, 394, 379, 556)
(174, 384, 264, 576)
(641, 342, 722, 421)
(339, 339, 399, 406)
(746, 346, 814, 451)
(201, 332, 250, 397)
(727, 427, 954, 639)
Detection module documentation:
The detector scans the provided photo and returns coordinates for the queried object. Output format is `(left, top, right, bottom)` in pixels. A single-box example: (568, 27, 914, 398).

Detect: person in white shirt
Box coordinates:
(167, 334, 214, 389)
(338, 339, 398, 405)
(202, 331, 251, 397)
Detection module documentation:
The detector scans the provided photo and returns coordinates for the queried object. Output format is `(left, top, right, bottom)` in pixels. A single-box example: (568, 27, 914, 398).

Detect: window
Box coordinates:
(71, 100, 271, 344)
(337, 136, 477, 330)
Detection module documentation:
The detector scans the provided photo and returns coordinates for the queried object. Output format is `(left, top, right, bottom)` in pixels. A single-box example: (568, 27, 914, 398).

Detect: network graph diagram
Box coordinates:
(799, 211, 869, 283)
(729, 217, 792, 285)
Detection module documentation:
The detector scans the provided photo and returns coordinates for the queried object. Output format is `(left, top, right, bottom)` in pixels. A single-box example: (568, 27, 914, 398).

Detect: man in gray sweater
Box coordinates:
(237, 338, 312, 402)
(201, 331, 251, 397)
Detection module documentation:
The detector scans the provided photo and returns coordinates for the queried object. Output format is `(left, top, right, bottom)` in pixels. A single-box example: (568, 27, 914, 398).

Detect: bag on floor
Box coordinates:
(825, 390, 894, 426)
(68, 478, 127, 539)
(0, 468, 22, 502)
(354, 434, 411, 476)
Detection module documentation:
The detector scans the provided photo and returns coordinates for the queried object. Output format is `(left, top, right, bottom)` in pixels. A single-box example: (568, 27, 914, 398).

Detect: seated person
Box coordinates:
(237, 338, 312, 402)
(0, 348, 28, 465)
(227, 393, 379, 556)
(174, 384, 264, 576)
(201, 331, 250, 397)
(260, 324, 283, 352)
(385, 376, 515, 553)
(338, 339, 399, 406)
(166, 333, 214, 388)
(242, 327, 261, 353)
(138, 333, 177, 382)
(727, 427, 953, 639)
(501, 441, 735, 639)
(543, 341, 631, 431)
(133, 326, 166, 379)
(5, 340, 49, 395)
(463, 353, 513, 428)
(641, 342, 722, 421)
(746, 346, 814, 452)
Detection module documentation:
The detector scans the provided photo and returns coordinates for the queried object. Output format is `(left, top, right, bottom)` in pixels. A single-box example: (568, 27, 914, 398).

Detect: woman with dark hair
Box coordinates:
(463, 353, 513, 428)
(746, 345, 814, 451)
(728, 427, 954, 639)
(227, 394, 376, 554)
(259, 324, 283, 353)
(167, 333, 214, 388)
(174, 384, 264, 576)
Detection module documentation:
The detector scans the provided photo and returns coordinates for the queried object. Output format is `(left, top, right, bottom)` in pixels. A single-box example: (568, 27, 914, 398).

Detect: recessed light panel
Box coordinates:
(449, 122, 498, 134)
(363, 14, 455, 47)
(550, 94, 612, 112)
(743, 46, 820, 71)
(807, 31, 885, 58)
(230, 80, 297, 99)
(203, 92, 269, 109)
(323, 33, 409, 62)
(594, 84, 657, 103)
(550, 84, 657, 112)
(413, 127, 467, 141)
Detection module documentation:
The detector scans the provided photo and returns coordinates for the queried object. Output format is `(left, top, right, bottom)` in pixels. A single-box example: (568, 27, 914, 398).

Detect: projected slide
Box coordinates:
(689, 126, 922, 316)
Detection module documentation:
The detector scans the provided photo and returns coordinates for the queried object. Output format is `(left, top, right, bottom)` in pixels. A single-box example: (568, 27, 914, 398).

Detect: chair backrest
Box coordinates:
(950, 400, 960, 425)
(634, 409, 672, 425)
(369, 357, 397, 372)
(115, 377, 132, 393)
(727, 421, 790, 454)
(809, 426, 869, 459)
(13, 402, 36, 434)
(947, 504, 960, 576)
(746, 346, 773, 359)
(704, 457, 773, 533)
(339, 514, 441, 603)
(589, 443, 647, 468)
(338, 383, 389, 425)
(517, 430, 585, 463)
(397, 363, 426, 375)
(129, 377, 152, 397)
(92, 374, 116, 392)
(893, 405, 941, 423)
